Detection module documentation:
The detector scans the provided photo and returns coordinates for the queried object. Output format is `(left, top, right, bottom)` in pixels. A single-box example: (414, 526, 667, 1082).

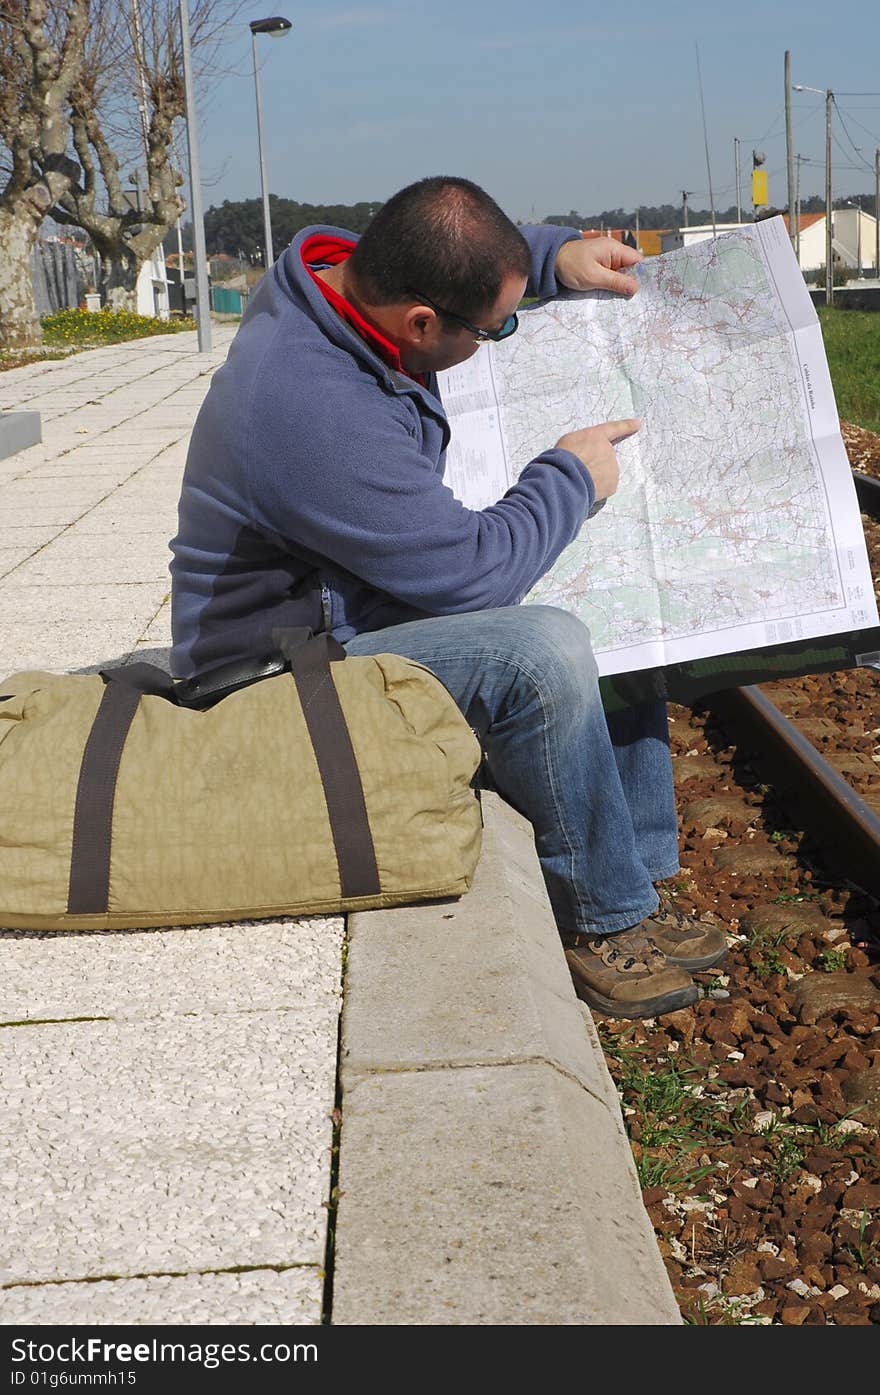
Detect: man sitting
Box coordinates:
(170, 175, 727, 1018)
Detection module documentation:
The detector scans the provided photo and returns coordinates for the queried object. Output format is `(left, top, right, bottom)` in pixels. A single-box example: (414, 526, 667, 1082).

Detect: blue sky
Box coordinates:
(192, 0, 880, 221)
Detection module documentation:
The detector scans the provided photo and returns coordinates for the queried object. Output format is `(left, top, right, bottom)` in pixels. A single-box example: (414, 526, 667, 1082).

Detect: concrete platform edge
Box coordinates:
(332, 793, 682, 1325)
(0, 410, 42, 460)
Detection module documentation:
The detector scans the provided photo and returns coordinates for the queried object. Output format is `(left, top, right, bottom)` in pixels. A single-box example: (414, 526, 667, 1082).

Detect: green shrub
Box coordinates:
(41, 307, 196, 347)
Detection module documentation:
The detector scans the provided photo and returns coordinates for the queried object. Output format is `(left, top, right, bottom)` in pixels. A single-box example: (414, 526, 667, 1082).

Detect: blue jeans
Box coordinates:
(346, 606, 679, 935)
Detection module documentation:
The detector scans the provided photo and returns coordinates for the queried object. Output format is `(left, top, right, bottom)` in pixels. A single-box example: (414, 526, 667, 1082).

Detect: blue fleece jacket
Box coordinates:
(169, 222, 593, 678)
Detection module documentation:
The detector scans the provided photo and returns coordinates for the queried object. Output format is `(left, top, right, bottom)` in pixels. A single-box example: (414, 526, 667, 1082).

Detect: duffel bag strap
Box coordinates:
(68, 665, 176, 914)
(280, 630, 382, 901)
(67, 679, 144, 915)
(98, 662, 178, 699)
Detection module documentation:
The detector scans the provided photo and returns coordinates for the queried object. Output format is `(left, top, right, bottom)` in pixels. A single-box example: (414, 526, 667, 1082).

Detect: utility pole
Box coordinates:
(795, 153, 804, 265)
(734, 138, 742, 222)
(178, 0, 212, 350)
(784, 50, 796, 248)
(682, 190, 691, 228)
(825, 88, 833, 306)
(695, 43, 716, 238)
(794, 83, 833, 306)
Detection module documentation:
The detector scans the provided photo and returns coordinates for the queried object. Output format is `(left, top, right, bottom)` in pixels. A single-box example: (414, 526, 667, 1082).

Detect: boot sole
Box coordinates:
(566, 960, 699, 1019)
(662, 944, 728, 972)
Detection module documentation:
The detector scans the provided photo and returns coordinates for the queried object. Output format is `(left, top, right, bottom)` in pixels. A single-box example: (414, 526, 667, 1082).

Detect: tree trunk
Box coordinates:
(97, 245, 139, 312)
(0, 187, 52, 349)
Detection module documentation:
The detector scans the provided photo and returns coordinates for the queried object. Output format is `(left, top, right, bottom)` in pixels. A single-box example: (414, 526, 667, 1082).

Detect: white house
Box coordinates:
(795, 207, 878, 276)
(661, 211, 879, 277)
(135, 242, 171, 319)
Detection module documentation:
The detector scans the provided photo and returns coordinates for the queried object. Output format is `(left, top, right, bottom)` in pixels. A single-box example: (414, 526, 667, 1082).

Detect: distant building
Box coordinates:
(792, 208, 878, 276)
(635, 230, 669, 257)
(660, 222, 751, 254)
(659, 210, 879, 278)
(136, 244, 170, 319)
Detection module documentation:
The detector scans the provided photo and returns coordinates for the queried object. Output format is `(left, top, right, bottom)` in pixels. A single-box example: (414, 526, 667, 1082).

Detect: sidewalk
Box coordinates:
(0, 329, 679, 1326)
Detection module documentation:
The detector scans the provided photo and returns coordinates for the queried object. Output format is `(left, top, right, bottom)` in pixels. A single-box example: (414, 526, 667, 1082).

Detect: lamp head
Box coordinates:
(249, 15, 292, 36)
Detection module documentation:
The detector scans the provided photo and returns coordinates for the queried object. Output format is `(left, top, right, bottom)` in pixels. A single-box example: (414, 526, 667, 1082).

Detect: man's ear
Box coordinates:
(401, 303, 436, 345)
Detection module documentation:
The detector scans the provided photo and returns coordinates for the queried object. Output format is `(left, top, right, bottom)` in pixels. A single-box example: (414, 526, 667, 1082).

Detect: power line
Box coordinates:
(832, 97, 875, 170)
(835, 103, 880, 145)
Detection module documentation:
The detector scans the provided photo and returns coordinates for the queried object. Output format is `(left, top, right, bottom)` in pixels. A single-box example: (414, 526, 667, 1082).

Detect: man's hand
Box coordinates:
(555, 418, 640, 501)
(555, 233, 643, 297)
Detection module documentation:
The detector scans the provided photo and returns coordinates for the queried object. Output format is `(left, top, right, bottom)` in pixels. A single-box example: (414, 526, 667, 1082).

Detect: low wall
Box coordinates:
(809, 286, 880, 311)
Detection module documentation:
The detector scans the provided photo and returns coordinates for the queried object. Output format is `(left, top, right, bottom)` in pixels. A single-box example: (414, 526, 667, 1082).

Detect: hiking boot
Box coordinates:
(562, 926, 698, 1019)
(643, 907, 728, 970)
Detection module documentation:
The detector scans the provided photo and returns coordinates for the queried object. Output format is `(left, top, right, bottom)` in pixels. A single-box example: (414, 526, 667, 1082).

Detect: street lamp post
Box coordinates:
(794, 83, 833, 306)
(249, 15, 292, 272)
(179, 0, 211, 351)
(843, 200, 862, 279)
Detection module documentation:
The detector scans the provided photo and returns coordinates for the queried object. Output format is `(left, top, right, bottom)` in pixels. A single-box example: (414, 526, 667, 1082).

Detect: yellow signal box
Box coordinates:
(752, 168, 768, 208)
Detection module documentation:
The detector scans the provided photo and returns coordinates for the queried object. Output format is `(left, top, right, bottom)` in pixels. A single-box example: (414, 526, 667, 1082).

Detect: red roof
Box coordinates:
(782, 212, 824, 231)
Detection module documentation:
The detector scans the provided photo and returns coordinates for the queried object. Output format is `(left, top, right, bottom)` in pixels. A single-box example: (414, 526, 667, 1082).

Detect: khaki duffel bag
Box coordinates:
(0, 634, 483, 931)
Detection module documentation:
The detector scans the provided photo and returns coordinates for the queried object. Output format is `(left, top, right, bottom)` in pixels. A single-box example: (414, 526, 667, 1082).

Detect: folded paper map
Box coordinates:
(438, 217, 878, 678)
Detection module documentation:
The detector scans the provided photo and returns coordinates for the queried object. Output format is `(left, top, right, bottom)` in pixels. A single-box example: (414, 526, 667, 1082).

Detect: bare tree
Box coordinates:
(0, 1, 243, 344)
(52, 1, 242, 310)
(0, 1, 90, 348)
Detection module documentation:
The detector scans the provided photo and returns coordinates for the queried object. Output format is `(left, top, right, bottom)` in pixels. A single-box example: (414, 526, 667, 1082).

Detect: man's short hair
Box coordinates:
(346, 176, 530, 320)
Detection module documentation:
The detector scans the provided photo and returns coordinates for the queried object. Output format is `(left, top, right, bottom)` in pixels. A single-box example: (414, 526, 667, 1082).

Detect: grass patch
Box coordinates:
(41, 307, 196, 348)
(602, 1032, 750, 1190)
(741, 921, 797, 979)
(817, 306, 880, 432)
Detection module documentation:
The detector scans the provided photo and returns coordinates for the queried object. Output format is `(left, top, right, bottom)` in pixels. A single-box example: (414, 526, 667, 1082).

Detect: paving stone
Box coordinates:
(0, 1266, 323, 1326)
(1, 1010, 337, 1284)
(0, 582, 168, 623)
(0, 916, 344, 1022)
(1, 621, 137, 674)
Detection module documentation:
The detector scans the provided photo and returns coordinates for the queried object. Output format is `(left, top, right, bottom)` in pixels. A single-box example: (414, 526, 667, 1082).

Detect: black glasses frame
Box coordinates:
(407, 289, 519, 343)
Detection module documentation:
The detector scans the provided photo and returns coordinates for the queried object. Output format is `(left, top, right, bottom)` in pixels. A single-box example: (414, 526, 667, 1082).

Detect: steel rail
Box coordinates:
(709, 683, 880, 900)
(853, 468, 880, 519)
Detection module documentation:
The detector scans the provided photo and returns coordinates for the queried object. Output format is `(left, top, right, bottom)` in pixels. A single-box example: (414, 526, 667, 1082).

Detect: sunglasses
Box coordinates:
(408, 289, 519, 343)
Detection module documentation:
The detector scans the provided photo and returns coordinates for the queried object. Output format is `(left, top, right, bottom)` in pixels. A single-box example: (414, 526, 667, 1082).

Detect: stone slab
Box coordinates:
(9, 549, 170, 584)
(0, 916, 344, 1022)
(671, 753, 720, 781)
(0, 582, 168, 624)
(1, 1010, 338, 1284)
(0, 411, 41, 460)
(713, 842, 794, 874)
(332, 1063, 681, 1326)
(344, 795, 611, 1100)
(682, 794, 758, 830)
(791, 967, 880, 1024)
(739, 901, 835, 936)
(0, 1266, 323, 1326)
(335, 795, 681, 1326)
(0, 621, 135, 675)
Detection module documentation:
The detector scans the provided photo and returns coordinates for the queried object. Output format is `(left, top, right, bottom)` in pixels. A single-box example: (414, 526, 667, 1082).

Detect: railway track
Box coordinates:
(596, 459, 880, 1326)
(707, 479, 880, 902)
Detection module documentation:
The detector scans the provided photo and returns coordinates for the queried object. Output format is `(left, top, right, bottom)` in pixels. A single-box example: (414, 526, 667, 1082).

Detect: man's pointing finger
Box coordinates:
(601, 418, 641, 441)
